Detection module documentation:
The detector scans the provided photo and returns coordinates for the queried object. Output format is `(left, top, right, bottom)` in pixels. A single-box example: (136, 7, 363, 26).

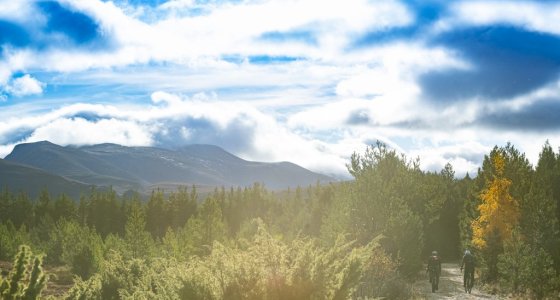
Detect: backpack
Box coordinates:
(429, 255, 440, 269)
(464, 253, 474, 267)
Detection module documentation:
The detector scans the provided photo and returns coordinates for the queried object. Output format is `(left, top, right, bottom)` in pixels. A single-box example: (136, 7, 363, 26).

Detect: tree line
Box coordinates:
(1, 141, 559, 298)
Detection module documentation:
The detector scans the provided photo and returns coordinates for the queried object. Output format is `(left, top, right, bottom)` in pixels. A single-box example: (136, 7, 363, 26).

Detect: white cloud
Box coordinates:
(4, 74, 45, 97)
(158, 0, 195, 10)
(2, 84, 560, 178)
(288, 42, 469, 130)
(408, 141, 490, 175)
(28, 117, 153, 146)
(440, 1, 560, 35)
(2, 0, 412, 75)
(0, 92, 353, 177)
(150, 91, 184, 106)
(2, 0, 560, 180)
(0, 0, 40, 23)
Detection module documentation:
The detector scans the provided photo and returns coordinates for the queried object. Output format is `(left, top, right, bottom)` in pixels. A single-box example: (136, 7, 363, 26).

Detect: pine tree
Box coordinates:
(34, 188, 53, 226)
(198, 196, 226, 248)
(146, 188, 168, 238)
(23, 256, 47, 300)
(529, 142, 560, 271)
(125, 201, 154, 259)
(4, 245, 29, 299)
(0, 246, 47, 300)
(53, 193, 77, 222)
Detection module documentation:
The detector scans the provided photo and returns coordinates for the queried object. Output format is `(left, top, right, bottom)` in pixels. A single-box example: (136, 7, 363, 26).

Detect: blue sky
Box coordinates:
(1, 0, 560, 178)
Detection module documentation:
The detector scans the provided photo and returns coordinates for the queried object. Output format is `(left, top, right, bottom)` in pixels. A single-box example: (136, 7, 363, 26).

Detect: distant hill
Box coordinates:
(4, 141, 332, 193)
(0, 158, 92, 199)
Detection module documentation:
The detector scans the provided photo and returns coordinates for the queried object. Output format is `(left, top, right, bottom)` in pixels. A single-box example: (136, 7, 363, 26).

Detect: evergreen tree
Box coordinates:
(146, 188, 168, 238)
(198, 196, 226, 248)
(11, 192, 33, 229)
(34, 188, 53, 225)
(168, 186, 197, 229)
(125, 201, 154, 259)
(23, 255, 48, 300)
(53, 193, 77, 222)
(529, 142, 560, 270)
(0, 245, 47, 300)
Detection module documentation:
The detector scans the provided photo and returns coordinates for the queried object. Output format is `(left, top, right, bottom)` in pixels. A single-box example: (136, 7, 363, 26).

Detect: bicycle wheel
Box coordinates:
(464, 273, 473, 294)
(430, 271, 436, 293)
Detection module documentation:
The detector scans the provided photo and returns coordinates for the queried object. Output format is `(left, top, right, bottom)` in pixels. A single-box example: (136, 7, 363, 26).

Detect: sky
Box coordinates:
(1, 0, 560, 179)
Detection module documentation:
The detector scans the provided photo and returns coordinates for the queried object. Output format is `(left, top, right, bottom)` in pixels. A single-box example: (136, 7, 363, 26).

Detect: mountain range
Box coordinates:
(1, 141, 332, 198)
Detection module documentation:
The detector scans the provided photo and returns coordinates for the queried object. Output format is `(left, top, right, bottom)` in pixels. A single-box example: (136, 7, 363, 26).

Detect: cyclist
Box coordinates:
(460, 249, 475, 293)
(427, 250, 441, 292)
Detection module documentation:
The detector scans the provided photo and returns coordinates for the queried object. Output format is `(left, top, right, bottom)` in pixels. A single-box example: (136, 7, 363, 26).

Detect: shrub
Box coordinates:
(64, 220, 408, 300)
(0, 222, 31, 261)
(498, 232, 559, 299)
(48, 220, 103, 279)
(0, 245, 47, 300)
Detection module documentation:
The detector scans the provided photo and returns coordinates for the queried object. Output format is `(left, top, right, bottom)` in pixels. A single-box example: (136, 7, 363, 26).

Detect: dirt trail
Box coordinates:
(413, 263, 503, 299)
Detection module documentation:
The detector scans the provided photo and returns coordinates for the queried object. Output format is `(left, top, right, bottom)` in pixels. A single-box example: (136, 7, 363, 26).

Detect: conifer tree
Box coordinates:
(529, 142, 560, 270)
(0, 246, 47, 300)
(23, 256, 47, 300)
(146, 188, 167, 238)
(125, 201, 154, 259)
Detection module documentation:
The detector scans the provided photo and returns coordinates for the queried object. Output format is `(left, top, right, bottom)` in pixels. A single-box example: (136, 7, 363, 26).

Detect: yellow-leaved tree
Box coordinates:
(472, 152, 520, 280)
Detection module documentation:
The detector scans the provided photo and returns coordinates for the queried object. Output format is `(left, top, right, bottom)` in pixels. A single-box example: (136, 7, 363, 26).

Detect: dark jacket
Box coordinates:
(427, 255, 441, 274)
(461, 253, 475, 271)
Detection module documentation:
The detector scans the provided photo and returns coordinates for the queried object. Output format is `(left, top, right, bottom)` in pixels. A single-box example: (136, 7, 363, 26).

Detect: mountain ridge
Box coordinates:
(0, 158, 92, 199)
(4, 141, 332, 193)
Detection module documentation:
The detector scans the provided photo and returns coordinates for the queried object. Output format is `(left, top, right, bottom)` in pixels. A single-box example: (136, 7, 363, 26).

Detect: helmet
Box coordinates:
(465, 249, 471, 255)
(432, 250, 438, 256)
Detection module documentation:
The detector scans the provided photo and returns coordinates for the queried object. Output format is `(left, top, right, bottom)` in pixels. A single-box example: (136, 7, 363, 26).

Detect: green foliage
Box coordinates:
(0, 245, 47, 300)
(498, 231, 559, 299)
(34, 189, 53, 225)
(197, 196, 227, 248)
(11, 193, 34, 229)
(4, 245, 30, 299)
(53, 194, 77, 223)
(527, 142, 560, 269)
(184, 221, 407, 300)
(23, 255, 48, 300)
(48, 220, 103, 279)
(161, 226, 194, 261)
(64, 220, 407, 299)
(64, 275, 102, 300)
(85, 188, 125, 237)
(17, 141, 560, 298)
(384, 198, 423, 276)
(168, 186, 198, 229)
(458, 141, 560, 298)
(124, 202, 154, 259)
(146, 188, 167, 238)
(0, 222, 31, 261)
(342, 142, 443, 274)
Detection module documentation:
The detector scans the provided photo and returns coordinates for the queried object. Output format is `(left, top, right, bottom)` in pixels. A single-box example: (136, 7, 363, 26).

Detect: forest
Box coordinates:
(1, 141, 559, 299)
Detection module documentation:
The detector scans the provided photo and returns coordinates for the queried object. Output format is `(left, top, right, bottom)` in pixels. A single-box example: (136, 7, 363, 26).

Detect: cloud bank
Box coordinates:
(1, 0, 560, 178)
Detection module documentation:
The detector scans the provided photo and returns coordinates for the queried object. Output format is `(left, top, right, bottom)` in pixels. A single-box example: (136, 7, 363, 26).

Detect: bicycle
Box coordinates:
(428, 267, 439, 293)
(462, 268, 474, 294)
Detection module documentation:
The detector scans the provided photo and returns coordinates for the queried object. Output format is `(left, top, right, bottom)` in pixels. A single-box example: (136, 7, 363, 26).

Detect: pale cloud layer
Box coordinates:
(0, 92, 350, 176)
(444, 1, 560, 35)
(1, 0, 560, 178)
(3, 75, 45, 97)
